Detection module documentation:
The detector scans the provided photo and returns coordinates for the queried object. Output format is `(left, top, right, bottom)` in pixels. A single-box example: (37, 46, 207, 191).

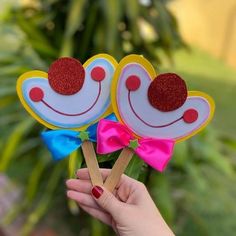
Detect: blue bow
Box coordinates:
(41, 114, 117, 161)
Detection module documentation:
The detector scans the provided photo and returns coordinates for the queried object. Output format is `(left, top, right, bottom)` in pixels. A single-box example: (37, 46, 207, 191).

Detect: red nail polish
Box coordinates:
(91, 186, 103, 199)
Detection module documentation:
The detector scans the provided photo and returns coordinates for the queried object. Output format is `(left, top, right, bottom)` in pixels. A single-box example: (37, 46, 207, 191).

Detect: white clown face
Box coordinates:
(112, 55, 215, 142)
(17, 54, 118, 130)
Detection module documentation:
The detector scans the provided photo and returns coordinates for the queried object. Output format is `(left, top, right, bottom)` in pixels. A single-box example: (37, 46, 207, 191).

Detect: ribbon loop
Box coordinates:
(41, 113, 117, 161)
(97, 119, 175, 172)
(41, 130, 84, 161)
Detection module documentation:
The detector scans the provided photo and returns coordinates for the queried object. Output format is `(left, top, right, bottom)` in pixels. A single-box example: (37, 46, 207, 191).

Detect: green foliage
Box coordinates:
(0, 0, 235, 236)
(148, 128, 236, 235)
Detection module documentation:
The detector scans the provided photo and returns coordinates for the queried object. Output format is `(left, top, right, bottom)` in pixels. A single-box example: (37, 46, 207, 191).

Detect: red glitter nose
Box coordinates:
(48, 57, 85, 95)
(29, 87, 44, 102)
(148, 73, 188, 112)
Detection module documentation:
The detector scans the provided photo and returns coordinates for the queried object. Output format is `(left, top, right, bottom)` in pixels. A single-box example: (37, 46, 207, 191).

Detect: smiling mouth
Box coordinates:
(128, 91, 184, 128)
(30, 82, 101, 116)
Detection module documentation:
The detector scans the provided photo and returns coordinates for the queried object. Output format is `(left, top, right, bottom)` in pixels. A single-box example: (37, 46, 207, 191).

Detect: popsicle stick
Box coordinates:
(104, 147, 134, 192)
(81, 141, 103, 186)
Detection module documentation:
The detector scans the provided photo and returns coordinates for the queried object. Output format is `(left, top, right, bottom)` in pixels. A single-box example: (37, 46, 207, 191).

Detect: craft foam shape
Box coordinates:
(111, 55, 215, 142)
(17, 54, 118, 130)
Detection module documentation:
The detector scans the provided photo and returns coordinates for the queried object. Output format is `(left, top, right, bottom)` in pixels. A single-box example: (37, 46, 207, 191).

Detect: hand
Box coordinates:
(66, 168, 174, 236)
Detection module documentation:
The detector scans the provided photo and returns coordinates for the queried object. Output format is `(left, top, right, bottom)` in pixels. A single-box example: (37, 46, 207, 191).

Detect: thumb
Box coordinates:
(91, 185, 123, 215)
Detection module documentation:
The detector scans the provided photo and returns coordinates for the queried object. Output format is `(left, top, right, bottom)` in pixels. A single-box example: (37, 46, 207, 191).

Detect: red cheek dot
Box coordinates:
(183, 109, 198, 123)
(126, 75, 141, 91)
(91, 67, 106, 82)
(29, 87, 44, 102)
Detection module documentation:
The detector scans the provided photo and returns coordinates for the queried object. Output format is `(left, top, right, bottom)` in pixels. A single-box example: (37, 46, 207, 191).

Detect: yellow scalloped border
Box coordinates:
(111, 54, 215, 142)
(16, 54, 118, 131)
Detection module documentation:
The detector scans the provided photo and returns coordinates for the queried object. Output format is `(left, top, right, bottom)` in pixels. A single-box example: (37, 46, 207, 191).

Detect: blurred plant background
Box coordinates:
(0, 0, 236, 235)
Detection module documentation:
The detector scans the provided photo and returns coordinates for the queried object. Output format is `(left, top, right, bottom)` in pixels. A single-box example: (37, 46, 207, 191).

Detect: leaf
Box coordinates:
(65, 0, 87, 37)
(221, 136, 236, 150)
(3, 153, 49, 225)
(67, 149, 83, 215)
(20, 161, 65, 236)
(97, 151, 120, 164)
(125, 154, 144, 179)
(184, 162, 209, 193)
(91, 218, 106, 236)
(60, 0, 87, 56)
(101, 0, 122, 54)
(204, 147, 234, 177)
(153, 0, 174, 45)
(172, 141, 189, 168)
(0, 118, 35, 171)
(68, 149, 83, 178)
(149, 172, 175, 224)
(78, 2, 98, 60)
(26, 154, 50, 202)
(16, 11, 58, 57)
(124, 0, 141, 45)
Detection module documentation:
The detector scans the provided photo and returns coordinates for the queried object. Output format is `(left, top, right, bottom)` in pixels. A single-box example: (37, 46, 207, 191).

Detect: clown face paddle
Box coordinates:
(17, 54, 118, 186)
(97, 54, 215, 192)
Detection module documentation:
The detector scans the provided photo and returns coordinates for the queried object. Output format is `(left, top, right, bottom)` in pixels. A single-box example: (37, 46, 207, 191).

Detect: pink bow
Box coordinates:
(97, 119, 175, 172)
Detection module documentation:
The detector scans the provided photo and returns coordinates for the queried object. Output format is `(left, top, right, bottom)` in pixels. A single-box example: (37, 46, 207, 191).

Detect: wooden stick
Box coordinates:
(104, 147, 134, 192)
(81, 141, 103, 186)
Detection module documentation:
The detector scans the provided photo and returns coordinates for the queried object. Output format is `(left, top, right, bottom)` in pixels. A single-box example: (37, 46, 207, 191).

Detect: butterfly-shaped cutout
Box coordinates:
(111, 55, 215, 142)
(17, 54, 118, 130)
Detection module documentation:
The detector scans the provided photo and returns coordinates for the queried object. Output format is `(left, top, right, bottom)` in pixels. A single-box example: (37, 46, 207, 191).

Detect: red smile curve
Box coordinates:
(30, 82, 101, 116)
(128, 91, 184, 128)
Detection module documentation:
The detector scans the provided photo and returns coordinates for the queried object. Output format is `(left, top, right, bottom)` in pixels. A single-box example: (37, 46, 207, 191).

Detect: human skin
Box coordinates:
(66, 168, 174, 236)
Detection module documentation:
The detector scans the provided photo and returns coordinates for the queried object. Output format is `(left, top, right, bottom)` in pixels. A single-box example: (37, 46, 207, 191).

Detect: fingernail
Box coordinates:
(91, 186, 103, 199)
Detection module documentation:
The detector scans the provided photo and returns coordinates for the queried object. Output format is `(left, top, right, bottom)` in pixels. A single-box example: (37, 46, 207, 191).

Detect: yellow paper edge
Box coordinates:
(16, 54, 118, 130)
(111, 54, 215, 143)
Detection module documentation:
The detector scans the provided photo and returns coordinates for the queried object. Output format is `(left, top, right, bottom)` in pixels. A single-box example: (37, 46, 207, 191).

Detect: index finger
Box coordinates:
(76, 168, 138, 190)
(76, 168, 112, 181)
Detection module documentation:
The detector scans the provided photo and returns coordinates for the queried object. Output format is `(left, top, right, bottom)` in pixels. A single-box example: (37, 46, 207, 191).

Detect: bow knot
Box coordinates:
(78, 131, 90, 142)
(128, 139, 139, 150)
(97, 119, 175, 172)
